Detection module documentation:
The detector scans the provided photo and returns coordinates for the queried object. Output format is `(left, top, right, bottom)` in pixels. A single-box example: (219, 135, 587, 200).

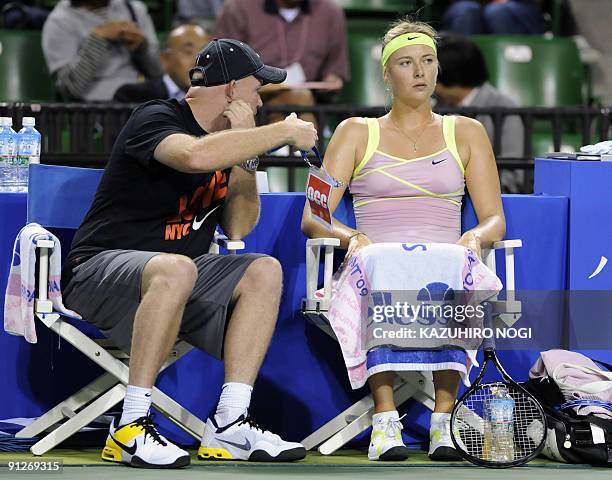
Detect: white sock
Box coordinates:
(372, 410, 399, 426)
(214, 382, 253, 427)
(120, 385, 152, 427)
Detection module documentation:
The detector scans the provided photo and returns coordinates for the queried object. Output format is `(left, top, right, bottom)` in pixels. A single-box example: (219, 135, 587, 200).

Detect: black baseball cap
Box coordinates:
(189, 38, 287, 87)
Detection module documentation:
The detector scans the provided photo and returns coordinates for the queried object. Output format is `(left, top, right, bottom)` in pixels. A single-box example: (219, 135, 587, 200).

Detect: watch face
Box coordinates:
(243, 158, 259, 171)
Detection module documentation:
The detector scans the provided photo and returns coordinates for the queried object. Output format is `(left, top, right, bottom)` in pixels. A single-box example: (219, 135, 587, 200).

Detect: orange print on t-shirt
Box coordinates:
(164, 170, 228, 241)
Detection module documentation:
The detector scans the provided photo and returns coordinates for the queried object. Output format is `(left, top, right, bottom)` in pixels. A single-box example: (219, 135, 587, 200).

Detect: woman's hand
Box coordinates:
(457, 231, 482, 259)
(342, 232, 372, 267)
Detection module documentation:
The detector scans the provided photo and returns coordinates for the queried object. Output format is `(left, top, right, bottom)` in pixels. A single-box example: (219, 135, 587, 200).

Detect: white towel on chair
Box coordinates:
(4, 223, 81, 343)
(322, 243, 503, 388)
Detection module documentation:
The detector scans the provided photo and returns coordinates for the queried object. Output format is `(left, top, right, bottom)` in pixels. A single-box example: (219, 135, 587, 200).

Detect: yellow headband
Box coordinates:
(381, 32, 437, 73)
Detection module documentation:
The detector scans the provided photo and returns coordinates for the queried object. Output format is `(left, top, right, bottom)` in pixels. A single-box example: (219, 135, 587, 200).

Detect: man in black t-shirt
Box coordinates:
(62, 39, 317, 469)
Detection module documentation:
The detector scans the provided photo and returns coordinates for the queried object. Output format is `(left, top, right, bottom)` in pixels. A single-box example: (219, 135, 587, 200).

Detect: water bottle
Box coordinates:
(489, 385, 515, 462)
(0, 117, 17, 192)
(16, 117, 41, 192)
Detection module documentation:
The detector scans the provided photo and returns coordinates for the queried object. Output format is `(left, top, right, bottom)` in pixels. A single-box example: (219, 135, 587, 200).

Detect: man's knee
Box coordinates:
(240, 256, 283, 295)
(142, 254, 198, 297)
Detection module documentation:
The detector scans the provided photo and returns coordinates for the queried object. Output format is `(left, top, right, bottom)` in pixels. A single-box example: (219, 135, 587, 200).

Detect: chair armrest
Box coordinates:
(215, 235, 245, 253)
(209, 232, 245, 255)
(493, 240, 522, 249)
(494, 239, 521, 294)
(306, 238, 341, 247)
(482, 238, 522, 326)
(35, 239, 56, 314)
(305, 238, 340, 307)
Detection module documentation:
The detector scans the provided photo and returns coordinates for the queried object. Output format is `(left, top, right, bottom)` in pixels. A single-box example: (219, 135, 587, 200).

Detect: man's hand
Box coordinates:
(283, 112, 317, 150)
(93, 21, 131, 42)
(93, 21, 146, 51)
(223, 100, 256, 129)
(120, 23, 147, 51)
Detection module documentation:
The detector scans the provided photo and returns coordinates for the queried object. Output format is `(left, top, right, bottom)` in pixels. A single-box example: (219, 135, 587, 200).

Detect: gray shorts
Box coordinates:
(63, 250, 266, 359)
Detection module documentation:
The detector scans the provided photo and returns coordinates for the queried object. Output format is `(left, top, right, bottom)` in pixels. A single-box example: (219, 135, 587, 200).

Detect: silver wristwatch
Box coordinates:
(239, 157, 259, 172)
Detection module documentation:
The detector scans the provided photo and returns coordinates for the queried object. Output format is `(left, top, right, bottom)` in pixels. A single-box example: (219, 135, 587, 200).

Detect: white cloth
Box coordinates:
(3, 223, 81, 343)
(322, 243, 502, 388)
(529, 350, 612, 419)
(580, 140, 612, 154)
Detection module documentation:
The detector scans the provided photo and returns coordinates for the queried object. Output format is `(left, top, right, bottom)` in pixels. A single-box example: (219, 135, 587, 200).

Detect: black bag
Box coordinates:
(522, 361, 612, 466)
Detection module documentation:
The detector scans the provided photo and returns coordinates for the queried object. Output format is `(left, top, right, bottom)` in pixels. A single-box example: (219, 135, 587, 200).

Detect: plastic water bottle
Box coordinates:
(489, 385, 515, 462)
(16, 117, 41, 191)
(0, 117, 18, 192)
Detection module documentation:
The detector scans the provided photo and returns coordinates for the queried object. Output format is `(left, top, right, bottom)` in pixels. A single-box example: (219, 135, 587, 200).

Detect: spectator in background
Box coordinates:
(174, 0, 223, 30)
(434, 34, 525, 192)
(1, 1, 49, 29)
(442, 0, 544, 35)
(42, 0, 163, 101)
(213, 0, 349, 124)
(114, 24, 209, 102)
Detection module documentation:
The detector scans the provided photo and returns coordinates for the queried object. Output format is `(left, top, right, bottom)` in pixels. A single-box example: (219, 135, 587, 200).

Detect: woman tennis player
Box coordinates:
(302, 18, 505, 461)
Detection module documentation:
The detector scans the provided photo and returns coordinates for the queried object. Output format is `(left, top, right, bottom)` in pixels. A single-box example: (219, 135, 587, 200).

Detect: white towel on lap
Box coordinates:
(321, 242, 502, 388)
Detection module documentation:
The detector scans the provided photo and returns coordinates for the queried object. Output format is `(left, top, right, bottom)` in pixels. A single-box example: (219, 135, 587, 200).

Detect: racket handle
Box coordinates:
(481, 301, 496, 351)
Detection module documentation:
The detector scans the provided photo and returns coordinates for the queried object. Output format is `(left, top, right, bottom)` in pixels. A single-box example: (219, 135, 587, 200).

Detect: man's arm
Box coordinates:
(220, 166, 259, 239)
(153, 101, 317, 173)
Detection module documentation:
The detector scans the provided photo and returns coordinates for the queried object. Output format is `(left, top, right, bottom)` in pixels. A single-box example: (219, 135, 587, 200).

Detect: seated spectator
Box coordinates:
(1, 1, 49, 29)
(213, 0, 350, 124)
(114, 24, 209, 102)
(434, 34, 525, 192)
(42, 0, 164, 101)
(442, 0, 544, 35)
(174, 0, 223, 30)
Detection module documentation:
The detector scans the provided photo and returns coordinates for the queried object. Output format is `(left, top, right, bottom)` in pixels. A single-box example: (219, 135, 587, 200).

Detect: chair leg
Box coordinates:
(16, 373, 118, 439)
(41, 320, 203, 445)
(30, 384, 126, 456)
(316, 379, 419, 455)
(151, 388, 206, 439)
(301, 394, 375, 450)
(398, 371, 436, 411)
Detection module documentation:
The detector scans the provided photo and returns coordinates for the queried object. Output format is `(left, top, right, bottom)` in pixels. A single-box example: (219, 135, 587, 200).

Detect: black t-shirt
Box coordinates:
(64, 99, 230, 283)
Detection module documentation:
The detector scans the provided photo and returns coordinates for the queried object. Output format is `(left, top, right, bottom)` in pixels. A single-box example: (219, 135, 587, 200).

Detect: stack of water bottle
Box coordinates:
(0, 116, 41, 192)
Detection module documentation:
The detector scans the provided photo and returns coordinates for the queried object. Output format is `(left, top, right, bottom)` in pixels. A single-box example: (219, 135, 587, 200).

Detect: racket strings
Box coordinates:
(454, 382, 546, 463)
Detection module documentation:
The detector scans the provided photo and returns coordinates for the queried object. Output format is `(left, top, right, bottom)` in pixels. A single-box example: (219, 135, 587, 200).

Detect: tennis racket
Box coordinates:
(450, 302, 547, 468)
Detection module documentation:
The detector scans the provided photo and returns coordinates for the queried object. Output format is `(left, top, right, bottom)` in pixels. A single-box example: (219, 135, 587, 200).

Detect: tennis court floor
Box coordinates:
(1, 449, 609, 480)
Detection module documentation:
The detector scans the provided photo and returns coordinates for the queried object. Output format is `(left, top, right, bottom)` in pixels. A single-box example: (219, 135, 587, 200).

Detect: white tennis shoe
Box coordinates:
(429, 412, 464, 461)
(198, 414, 306, 462)
(101, 415, 190, 468)
(368, 411, 409, 461)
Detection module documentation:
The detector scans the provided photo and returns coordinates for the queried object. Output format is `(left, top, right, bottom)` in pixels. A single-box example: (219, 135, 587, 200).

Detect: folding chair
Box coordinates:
(15, 164, 256, 455)
(300, 194, 522, 454)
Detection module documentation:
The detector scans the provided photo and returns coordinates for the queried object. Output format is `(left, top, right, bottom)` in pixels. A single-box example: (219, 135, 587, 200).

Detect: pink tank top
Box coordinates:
(349, 116, 465, 244)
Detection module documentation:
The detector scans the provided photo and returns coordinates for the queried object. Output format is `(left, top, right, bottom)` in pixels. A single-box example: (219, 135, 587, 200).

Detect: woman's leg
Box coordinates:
(429, 369, 463, 460)
(368, 372, 396, 413)
(367, 371, 409, 461)
(433, 370, 460, 412)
